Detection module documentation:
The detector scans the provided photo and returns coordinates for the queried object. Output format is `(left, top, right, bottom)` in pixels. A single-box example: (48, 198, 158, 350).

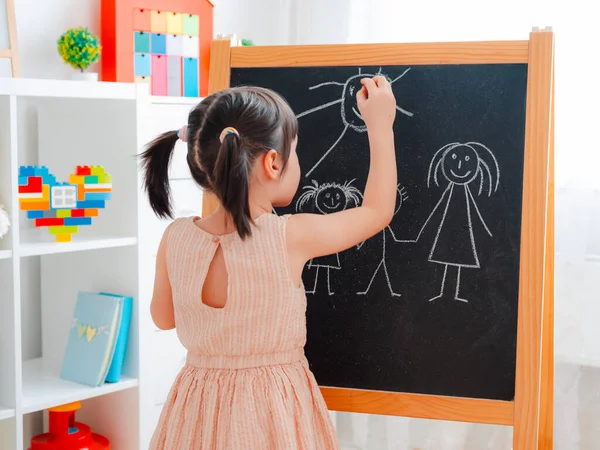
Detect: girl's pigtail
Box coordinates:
(212, 133, 253, 239)
(140, 130, 179, 219)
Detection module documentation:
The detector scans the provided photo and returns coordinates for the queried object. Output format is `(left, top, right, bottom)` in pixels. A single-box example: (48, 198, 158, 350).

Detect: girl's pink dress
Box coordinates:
(149, 214, 339, 450)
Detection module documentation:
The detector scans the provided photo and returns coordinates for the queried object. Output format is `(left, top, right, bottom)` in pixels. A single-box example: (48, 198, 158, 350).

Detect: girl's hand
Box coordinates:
(356, 76, 397, 132)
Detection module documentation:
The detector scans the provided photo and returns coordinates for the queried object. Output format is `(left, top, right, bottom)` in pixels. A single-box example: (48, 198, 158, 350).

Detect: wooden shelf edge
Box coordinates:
(320, 387, 514, 426)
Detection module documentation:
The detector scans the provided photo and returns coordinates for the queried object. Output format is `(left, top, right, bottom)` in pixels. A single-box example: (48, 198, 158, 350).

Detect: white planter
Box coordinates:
(71, 71, 98, 81)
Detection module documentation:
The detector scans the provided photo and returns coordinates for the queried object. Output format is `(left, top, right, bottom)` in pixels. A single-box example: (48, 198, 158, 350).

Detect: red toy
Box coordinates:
(29, 402, 110, 450)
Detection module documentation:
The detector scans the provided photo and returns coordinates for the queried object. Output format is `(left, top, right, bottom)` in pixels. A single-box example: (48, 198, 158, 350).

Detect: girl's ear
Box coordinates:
(262, 149, 281, 181)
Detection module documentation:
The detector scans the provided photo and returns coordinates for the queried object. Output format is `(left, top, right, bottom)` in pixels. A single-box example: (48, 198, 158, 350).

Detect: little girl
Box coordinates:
(140, 76, 398, 449)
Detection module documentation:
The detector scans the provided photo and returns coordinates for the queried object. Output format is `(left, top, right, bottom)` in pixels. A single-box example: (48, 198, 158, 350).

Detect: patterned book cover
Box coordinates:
(60, 291, 122, 387)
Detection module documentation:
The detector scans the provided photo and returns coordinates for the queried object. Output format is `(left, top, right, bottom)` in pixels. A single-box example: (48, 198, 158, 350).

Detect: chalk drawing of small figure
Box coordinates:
(402, 142, 500, 303)
(356, 184, 409, 298)
(296, 67, 414, 178)
(296, 179, 363, 296)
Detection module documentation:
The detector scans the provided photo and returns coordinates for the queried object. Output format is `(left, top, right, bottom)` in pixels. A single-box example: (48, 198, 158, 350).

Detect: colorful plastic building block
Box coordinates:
(18, 165, 113, 243)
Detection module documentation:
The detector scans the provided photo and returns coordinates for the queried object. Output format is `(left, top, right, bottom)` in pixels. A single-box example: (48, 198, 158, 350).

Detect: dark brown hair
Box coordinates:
(139, 86, 298, 239)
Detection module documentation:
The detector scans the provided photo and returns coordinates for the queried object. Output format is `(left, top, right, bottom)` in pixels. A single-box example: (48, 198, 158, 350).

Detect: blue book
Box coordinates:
(100, 292, 133, 383)
(60, 292, 122, 387)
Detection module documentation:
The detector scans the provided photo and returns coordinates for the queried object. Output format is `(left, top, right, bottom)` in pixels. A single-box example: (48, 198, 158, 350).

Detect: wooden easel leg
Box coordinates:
(512, 28, 554, 450)
(5, 0, 21, 77)
(201, 38, 233, 218)
(537, 50, 555, 450)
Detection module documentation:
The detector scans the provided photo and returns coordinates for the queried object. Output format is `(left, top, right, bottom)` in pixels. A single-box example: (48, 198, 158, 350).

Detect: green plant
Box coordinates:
(57, 27, 102, 71)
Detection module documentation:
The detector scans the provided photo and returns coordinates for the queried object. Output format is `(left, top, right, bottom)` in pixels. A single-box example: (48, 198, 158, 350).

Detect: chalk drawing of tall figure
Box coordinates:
(296, 67, 414, 178)
(356, 184, 409, 297)
(296, 179, 363, 295)
(402, 142, 500, 303)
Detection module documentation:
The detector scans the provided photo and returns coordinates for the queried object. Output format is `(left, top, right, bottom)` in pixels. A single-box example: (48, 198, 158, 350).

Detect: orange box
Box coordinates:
(101, 0, 213, 96)
(133, 8, 151, 32)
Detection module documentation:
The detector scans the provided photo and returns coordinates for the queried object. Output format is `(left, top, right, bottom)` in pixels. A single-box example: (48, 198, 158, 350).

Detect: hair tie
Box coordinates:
(219, 127, 239, 143)
(177, 125, 188, 143)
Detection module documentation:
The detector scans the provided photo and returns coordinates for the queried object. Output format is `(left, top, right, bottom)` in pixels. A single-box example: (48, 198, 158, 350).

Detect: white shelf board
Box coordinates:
(22, 358, 138, 414)
(19, 235, 137, 257)
(0, 249, 11, 260)
(0, 406, 15, 420)
(0, 78, 136, 100)
(150, 95, 202, 105)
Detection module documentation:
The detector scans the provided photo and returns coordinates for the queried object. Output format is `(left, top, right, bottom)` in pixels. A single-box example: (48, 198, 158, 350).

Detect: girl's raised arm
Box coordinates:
(288, 76, 398, 262)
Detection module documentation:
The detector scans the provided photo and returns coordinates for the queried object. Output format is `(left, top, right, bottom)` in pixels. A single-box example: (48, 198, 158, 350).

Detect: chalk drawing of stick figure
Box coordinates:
(356, 184, 409, 297)
(401, 142, 500, 303)
(296, 67, 414, 178)
(296, 179, 363, 295)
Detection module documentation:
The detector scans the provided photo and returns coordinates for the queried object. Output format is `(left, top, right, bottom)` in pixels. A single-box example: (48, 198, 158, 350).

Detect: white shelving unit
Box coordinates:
(0, 78, 199, 449)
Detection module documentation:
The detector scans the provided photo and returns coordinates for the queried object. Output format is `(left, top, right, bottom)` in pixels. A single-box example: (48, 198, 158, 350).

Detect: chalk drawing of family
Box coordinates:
(296, 141, 500, 303)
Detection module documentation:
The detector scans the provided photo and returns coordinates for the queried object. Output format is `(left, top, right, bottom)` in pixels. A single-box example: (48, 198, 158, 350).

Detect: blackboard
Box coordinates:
(231, 64, 528, 401)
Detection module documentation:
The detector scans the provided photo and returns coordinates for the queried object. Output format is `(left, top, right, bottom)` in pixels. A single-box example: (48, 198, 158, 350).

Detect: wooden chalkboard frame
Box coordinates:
(204, 29, 554, 450)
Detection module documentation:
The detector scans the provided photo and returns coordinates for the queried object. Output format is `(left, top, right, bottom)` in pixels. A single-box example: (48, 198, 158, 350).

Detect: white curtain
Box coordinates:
(285, 0, 600, 448)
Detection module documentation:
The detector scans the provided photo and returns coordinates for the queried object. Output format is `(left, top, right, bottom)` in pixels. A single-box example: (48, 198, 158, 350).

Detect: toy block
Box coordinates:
(20, 184, 48, 202)
(19, 176, 42, 194)
(85, 192, 112, 201)
(27, 211, 44, 219)
(76, 166, 91, 176)
(43, 210, 57, 218)
(56, 234, 72, 243)
(64, 217, 92, 226)
(19, 166, 35, 177)
(90, 166, 106, 176)
(71, 209, 85, 217)
(69, 174, 86, 185)
(86, 182, 112, 190)
(19, 193, 44, 202)
(33, 166, 49, 177)
(84, 176, 99, 184)
(20, 201, 50, 211)
(84, 208, 98, 217)
(50, 185, 77, 210)
(35, 217, 64, 227)
(41, 174, 57, 185)
(49, 225, 78, 235)
(76, 200, 105, 209)
(56, 209, 71, 218)
(19, 176, 29, 185)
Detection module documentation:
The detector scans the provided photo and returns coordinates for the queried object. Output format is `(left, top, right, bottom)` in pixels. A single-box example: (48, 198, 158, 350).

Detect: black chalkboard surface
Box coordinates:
(231, 64, 528, 401)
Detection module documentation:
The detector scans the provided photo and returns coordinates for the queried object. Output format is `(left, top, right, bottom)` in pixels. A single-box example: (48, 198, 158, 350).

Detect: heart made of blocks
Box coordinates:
(18, 165, 113, 242)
